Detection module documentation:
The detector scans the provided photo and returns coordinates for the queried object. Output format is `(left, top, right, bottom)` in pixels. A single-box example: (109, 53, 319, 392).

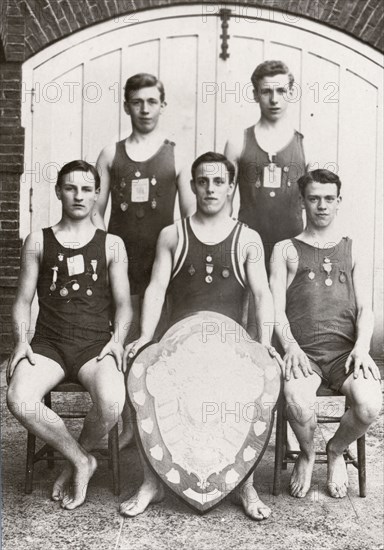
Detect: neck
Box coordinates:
(258, 114, 290, 130)
(129, 127, 161, 143)
(58, 215, 95, 234)
(302, 222, 340, 245)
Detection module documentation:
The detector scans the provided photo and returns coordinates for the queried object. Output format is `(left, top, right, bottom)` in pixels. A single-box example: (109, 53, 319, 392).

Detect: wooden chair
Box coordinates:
(25, 381, 120, 495)
(273, 385, 366, 497)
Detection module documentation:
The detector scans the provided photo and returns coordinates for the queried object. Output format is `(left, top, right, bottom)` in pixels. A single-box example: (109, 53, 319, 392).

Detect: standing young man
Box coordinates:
(7, 160, 131, 510)
(120, 152, 277, 520)
(224, 60, 307, 265)
(270, 169, 382, 498)
(95, 74, 195, 445)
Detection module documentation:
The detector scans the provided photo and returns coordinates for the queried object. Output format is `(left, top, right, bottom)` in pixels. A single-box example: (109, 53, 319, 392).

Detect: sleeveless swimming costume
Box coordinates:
(109, 139, 177, 296)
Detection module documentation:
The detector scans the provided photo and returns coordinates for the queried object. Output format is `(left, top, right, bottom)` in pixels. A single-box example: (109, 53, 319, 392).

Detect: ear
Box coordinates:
(94, 187, 100, 201)
(123, 101, 130, 116)
(55, 185, 61, 201)
(160, 100, 167, 113)
(227, 181, 235, 197)
(190, 179, 197, 196)
(337, 195, 342, 209)
(253, 87, 260, 104)
(300, 194, 306, 209)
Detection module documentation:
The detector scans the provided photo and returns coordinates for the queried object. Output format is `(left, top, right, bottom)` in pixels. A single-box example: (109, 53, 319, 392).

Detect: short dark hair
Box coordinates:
(124, 73, 165, 103)
(297, 169, 342, 197)
(191, 152, 235, 183)
(57, 160, 100, 190)
(251, 60, 294, 90)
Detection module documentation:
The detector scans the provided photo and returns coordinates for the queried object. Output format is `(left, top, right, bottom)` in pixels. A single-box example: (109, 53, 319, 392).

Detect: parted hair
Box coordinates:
(56, 160, 100, 190)
(251, 60, 294, 90)
(297, 169, 342, 196)
(124, 73, 165, 103)
(191, 152, 236, 183)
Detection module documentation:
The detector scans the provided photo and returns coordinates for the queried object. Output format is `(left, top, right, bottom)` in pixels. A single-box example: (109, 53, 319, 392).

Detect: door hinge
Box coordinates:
(219, 8, 231, 60)
(29, 187, 33, 213)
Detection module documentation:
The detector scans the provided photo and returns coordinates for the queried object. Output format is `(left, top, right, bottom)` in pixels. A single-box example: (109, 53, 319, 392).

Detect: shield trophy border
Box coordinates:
(127, 312, 282, 514)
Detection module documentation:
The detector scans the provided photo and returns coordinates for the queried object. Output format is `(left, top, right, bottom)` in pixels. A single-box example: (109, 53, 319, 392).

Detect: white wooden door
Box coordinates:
(21, 5, 383, 353)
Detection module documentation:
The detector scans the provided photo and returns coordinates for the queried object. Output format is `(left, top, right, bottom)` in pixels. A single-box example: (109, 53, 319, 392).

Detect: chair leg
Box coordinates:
(43, 393, 55, 469)
(108, 424, 120, 496)
(25, 431, 36, 494)
(273, 399, 284, 496)
(357, 435, 366, 498)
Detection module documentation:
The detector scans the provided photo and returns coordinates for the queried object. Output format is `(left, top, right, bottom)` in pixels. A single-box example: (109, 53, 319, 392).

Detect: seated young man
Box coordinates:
(120, 152, 277, 520)
(7, 160, 132, 510)
(269, 169, 382, 499)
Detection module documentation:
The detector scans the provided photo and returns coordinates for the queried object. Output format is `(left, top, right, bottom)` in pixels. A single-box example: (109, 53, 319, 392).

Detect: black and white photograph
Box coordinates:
(1, 1, 383, 549)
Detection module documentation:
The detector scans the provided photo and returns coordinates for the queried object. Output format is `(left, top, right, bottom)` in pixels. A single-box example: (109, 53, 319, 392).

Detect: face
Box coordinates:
(56, 171, 99, 219)
(302, 181, 341, 229)
(191, 162, 234, 216)
(253, 73, 291, 122)
(124, 86, 164, 134)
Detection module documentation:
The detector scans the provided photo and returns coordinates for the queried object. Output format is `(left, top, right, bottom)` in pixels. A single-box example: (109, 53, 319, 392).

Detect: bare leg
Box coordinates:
(232, 475, 271, 520)
(285, 373, 321, 498)
(120, 444, 164, 517)
(327, 374, 382, 498)
(7, 356, 96, 510)
(56, 355, 126, 508)
(120, 295, 141, 449)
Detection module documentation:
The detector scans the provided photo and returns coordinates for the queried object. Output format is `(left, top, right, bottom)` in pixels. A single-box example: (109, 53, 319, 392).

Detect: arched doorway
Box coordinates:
(21, 4, 383, 353)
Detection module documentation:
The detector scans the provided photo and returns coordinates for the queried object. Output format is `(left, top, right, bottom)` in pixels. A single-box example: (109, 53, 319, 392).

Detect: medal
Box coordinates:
(339, 271, 346, 283)
(58, 254, 64, 262)
(206, 255, 213, 263)
(188, 265, 196, 276)
(206, 264, 213, 275)
(283, 166, 289, 173)
(72, 282, 80, 291)
(322, 257, 333, 286)
(222, 268, 230, 278)
(135, 170, 141, 178)
(120, 179, 126, 189)
(86, 288, 93, 296)
(205, 275, 213, 284)
(151, 177, 157, 186)
(151, 198, 157, 210)
(269, 191, 276, 197)
(308, 270, 315, 280)
(91, 260, 98, 282)
(60, 287, 68, 297)
(255, 178, 261, 188)
(120, 202, 128, 212)
(50, 283, 56, 291)
(50, 266, 58, 291)
(287, 180, 291, 187)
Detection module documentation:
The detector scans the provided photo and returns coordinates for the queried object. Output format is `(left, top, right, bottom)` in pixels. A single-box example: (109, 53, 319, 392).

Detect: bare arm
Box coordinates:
(269, 241, 313, 380)
(242, 228, 274, 346)
(345, 240, 380, 380)
(7, 232, 42, 382)
(123, 225, 177, 369)
(94, 145, 114, 230)
(98, 235, 133, 371)
(175, 149, 195, 217)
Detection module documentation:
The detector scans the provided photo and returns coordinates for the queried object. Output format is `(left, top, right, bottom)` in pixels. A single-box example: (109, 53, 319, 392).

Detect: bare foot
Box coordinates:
(232, 484, 271, 521)
(61, 455, 97, 510)
(52, 462, 72, 501)
(327, 442, 348, 498)
(120, 480, 164, 517)
(289, 451, 315, 498)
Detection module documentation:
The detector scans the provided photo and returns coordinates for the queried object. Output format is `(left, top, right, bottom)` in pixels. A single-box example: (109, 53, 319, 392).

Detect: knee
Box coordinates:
(7, 383, 29, 419)
(284, 385, 317, 427)
(352, 386, 382, 425)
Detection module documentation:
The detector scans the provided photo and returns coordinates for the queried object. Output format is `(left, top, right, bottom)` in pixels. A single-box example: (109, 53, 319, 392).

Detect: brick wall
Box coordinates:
(0, 0, 382, 359)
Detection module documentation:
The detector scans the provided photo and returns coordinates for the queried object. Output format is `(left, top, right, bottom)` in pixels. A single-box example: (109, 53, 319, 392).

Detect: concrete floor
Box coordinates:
(1, 367, 383, 550)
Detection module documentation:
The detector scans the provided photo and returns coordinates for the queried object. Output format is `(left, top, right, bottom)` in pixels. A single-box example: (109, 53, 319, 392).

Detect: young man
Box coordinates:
(120, 152, 277, 520)
(270, 169, 382, 499)
(7, 160, 131, 510)
(224, 60, 306, 265)
(95, 73, 195, 446)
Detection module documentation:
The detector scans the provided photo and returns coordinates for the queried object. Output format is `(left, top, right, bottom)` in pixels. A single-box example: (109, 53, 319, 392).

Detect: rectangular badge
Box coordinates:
(67, 254, 85, 276)
(263, 164, 282, 188)
(131, 178, 149, 202)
